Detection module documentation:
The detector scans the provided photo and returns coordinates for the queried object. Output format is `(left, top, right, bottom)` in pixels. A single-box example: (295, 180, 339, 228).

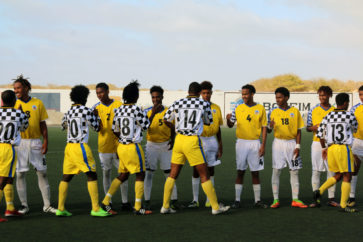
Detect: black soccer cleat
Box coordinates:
(313, 190, 321, 207)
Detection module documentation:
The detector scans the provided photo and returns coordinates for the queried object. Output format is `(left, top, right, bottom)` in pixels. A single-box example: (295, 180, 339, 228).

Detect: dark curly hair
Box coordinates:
(242, 84, 256, 94)
(96, 82, 109, 91)
(201, 81, 213, 91)
(70, 85, 90, 105)
(317, 86, 333, 97)
(13, 74, 31, 91)
(123, 80, 140, 104)
(1, 90, 16, 107)
(150, 85, 164, 95)
(275, 87, 290, 98)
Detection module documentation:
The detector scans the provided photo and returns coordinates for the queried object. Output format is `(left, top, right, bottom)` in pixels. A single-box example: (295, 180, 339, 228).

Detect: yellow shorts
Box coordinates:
(0, 143, 17, 178)
(117, 143, 145, 174)
(63, 143, 96, 174)
(327, 144, 355, 173)
(171, 134, 207, 167)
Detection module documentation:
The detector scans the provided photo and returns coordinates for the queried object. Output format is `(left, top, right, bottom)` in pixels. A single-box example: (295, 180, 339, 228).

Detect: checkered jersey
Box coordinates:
(316, 110, 357, 146)
(0, 108, 28, 146)
(62, 105, 100, 143)
(112, 104, 149, 144)
(164, 96, 213, 136)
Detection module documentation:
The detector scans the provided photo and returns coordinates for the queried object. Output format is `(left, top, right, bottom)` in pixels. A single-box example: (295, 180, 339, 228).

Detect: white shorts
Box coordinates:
(236, 139, 264, 172)
(311, 141, 328, 172)
(272, 138, 302, 170)
(16, 139, 47, 172)
(352, 138, 363, 161)
(201, 136, 221, 167)
(99, 153, 119, 170)
(145, 141, 172, 171)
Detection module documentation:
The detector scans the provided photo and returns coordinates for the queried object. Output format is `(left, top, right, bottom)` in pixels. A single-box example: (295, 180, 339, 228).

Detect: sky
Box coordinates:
(0, 0, 362, 90)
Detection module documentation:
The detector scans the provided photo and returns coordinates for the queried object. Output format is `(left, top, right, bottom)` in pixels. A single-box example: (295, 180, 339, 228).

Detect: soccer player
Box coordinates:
(314, 93, 358, 213)
(188, 81, 223, 208)
(226, 84, 268, 209)
(13, 75, 56, 214)
(101, 81, 151, 215)
(348, 85, 363, 206)
(268, 87, 307, 208)
(0, 90, 28, 222)
(160, 82, 230, 215)
(307, 86, 338, 208)
(92, 83, 131, 213)
(143, 85, 178, 210)
(56, 85, 110, 217)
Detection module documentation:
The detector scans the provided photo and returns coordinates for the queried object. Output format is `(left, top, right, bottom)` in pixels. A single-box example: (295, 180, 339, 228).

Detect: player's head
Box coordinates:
(96, 82, 110, 103)
(242, 84, 256, 104)
(275, 87, 290, 107)
(13, 74, 31, 100)
(188, 82, 202, 96)
(1, 90, 17, 107)
(200, 81, 213, 102)
(150, 85, 164, 105)
(123, 80, 139, 104)
(70, 85, 90, 105)
(335, 93, 350, 110)
(359, 85, 363, 103)
(317, 86, 332, 105)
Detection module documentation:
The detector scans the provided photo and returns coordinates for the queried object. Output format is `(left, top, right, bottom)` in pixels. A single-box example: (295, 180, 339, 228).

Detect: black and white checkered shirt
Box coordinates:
(317, 109, 357, 146)
(112, 104, 149, 144)
(164, 96, 213, 136)
(0, 107, 28, 145)
(62, 105, 100, 143)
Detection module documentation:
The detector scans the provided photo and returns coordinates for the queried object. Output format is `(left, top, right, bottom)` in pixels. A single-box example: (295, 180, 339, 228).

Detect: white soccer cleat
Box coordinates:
(160, 207, 176, 214)
(18, 205, 29, 215)
(43, 206, 57, 214)
(212, 204, 230, 215)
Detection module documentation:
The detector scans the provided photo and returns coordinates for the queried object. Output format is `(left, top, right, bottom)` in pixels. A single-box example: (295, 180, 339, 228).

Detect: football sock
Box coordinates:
(340, 181, 351, 209)
(37, 170, 51, 208)
(311, 170, 321, 191)
(201, 180, 219, 211)
(192, 177, 200, 202)
(163, 177, 175, 209)
(272, 169, 281, 200)
(134, 181, 144, 211)
(102, 178, 122, 206)
(4, 184, 15, 211)
(350, 175, 358, 198)
(253, 184, 261, 203)
(58, 181, 69, 211)
(16, 171, 28, 207)
(121, 180, 128, 203)
(235, 184, 243, 202)
(0, 189, 3, 203)
(290, 170, 299, 200)
(165, 173, 178, 200)
(327, 170, 336, 199)
(319, 177, 337, 195)
(144, 170, 154, 201)
(87, 181, 100, 212)
(206, 176, 215, 203)
(102, 169, 112, 196)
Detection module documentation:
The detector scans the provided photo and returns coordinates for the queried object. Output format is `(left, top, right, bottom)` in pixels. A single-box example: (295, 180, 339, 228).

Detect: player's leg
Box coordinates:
(0, 177, 9, 222)
(85, 171, 111, 216)
(271, 139, 284, 208)
(15, 139, 30, 214)
(112, 154, 131, 211)
(134, 171, 152, 215)
(205, 166, 215, 207)
(189, 167, 200, 208)
(99, 153, 113, 198)
(348, 154, 361, 206)
(203, 136, 219, 208)
(310, 141, 322, 207)
(57, 174, 74, 216)
(232, 170, 245, 208)
(144, 142, 157, 208)
(102, 172, 129, 207)
(162, 163, 182, 212)
(233, 139, 248, 208)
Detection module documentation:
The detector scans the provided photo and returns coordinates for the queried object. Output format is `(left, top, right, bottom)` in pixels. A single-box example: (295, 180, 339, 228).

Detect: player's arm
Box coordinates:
(167, 122, 176, 150)
(316, 118, 327, 160)
(216, 126, 223, 158)
(226, 113, 234, 128)
(266, 109, 274, 133)
(163, 104, 175, 129)
(259, 126, 267, 157)
(40, 121, 48, 154)
(293, 129, 301, 158)
(88, 111, 101, 132)
(137, 108, 150, 131)
(148, 104, 162, 124)
(306, 109, 317, 132)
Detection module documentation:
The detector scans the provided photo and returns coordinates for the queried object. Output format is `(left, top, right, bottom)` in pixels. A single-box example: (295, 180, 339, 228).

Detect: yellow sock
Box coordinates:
(162, 177, 175, 209)
(340, 181, 351, 209)
(0, 189, 3, 203)
(319, 177, 337, 195)
(4, 184, 15, 211)
(87, 180, 100, 212)
(102, 178, 122, 206)
(201, 180, 219, 211)
(134, 181, 144, 211)
(58, 181, 69, 211)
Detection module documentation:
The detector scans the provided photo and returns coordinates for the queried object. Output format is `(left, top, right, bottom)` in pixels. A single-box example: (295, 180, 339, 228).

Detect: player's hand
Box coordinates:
(93, 109, 99, 117)
(217, 143, 223, 158)
(269, 119, 275, 129)
(168, 139, 175, 150)
(322, 149, 327, 160)
(226, 113, 232, 120)
(311, 124, 319, 132)
(41, 142, 48, 154)
(98, 120, 103, 131)
(18, 104, 23, 111)
(152, 104, 162, 114)
(293, 148, 300, 158)
(259, 145, 265, 157)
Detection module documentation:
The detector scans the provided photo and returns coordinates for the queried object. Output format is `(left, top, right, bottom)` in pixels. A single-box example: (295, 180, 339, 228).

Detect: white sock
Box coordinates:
(165, 173, 178, 201)
(37, 170, 51, 208)
(350, 175, 358, 198)
(192, 177, 200, 202)
(121, 180, 128, 203)
(272, 169, 281, 200)
(206, 176, 215, 203)
(102, 169, 112, 198)
(253, 184, 261, 203)
(16, 172, 28, 207)
(327, 170, 336, 199)
(235, 184, 243, 202)
(311, 170, 321, 191)
(290, 170, 299, 200)
(144, 170, 154, 201)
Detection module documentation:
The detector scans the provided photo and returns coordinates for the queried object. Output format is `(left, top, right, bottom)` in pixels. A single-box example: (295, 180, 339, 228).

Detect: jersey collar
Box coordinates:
(101, 99, 114, 107)
(187, 95, 198, 98)
(278, 106, 290, 111)
(319, 104, 332, 111)
(19, 96, 32, 103)
(244, 102, 256, 108)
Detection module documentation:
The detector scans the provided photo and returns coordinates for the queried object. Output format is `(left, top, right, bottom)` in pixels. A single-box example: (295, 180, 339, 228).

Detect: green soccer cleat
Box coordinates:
(340, 207, 359, 213)
(205, 201, 211, 208)
(90, 208, 112, 217)
(270, 199, 280, 209)
(56, 209, 72, 217)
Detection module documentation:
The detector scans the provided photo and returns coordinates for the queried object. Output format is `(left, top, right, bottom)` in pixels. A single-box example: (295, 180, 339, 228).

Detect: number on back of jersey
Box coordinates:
(117, 116, 135, 139)
(69, 117, 82, 140)
(328, 123, 347, 143)
(180, 109, 201, 130)
(0, 121, 17, 141)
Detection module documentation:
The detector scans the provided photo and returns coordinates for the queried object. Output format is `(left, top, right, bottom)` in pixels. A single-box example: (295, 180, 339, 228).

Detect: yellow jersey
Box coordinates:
(202, 103, 223, 137)
(351, 103, 363, 139)
(268, 106, 304, 140)
(307, 104, 335, 142)
(230, 103, 267, 140)
(146, 106, 171, 143)
(15, 97, 48, 139)
(93, 100, 122, 153)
